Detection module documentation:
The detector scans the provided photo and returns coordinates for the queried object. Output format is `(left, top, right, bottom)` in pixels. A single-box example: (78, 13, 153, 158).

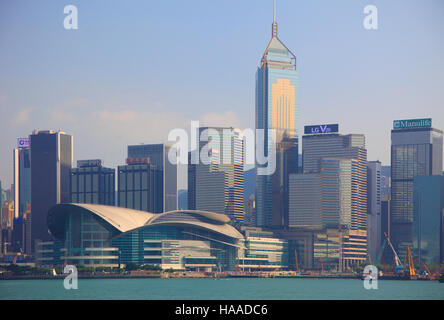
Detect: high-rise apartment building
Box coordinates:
(30, 130, 72, 250)
(127, 144, 177, 212)
(188, 127, 245, 223)
(71, 159, 115, 205)
(255, 4, 299, 228)
(390, 118, 443, 258)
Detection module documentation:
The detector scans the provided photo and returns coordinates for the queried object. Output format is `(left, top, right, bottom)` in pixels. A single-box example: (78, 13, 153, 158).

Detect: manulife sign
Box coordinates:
(393, 118, 432, 130)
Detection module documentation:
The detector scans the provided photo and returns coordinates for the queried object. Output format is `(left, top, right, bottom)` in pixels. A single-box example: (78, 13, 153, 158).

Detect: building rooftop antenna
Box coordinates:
(272, 0, 278, 38)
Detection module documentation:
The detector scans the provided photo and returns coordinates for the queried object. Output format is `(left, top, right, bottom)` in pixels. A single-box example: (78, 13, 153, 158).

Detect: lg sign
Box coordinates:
(304, 124, 339, 135)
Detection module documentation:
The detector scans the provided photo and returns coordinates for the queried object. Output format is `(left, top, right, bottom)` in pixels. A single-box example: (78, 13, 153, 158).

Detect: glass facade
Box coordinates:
(190, 127, 245, 223)
(413, 175, 444, 264)
(302, 134, 368, 231)
(238, 237, 288, 271)
(113, 224, 239, 271)
(255, 17, 299, 228)
(117, 163, 163, 213)
(313, 229, 340, 271)
(390, 127, 443, 258)
(288, 173, 322, 228)
(62, 211, 119, 266)
(313, 229, 367, 272)
(367, 161, 382, 264)
(30, 130, 72, 249)
(127, 144, 177, 212)
(13, 147, 32, 254)
(71, 160, 115, 205)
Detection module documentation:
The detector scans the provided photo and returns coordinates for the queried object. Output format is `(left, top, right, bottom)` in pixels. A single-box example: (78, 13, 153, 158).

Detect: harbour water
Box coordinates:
(1, 278, 443, 300)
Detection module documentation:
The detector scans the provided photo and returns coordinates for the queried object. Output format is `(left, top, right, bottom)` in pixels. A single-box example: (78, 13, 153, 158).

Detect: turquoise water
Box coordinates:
(0, 278, 443, 300)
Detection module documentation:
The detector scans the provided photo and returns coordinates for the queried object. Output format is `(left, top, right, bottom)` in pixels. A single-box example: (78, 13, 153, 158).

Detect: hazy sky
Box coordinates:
(0, 0, 443, 189)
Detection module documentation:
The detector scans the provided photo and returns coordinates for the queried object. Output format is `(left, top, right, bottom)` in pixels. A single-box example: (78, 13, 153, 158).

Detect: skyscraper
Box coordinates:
(413, 175, 444, 264)
(390, 118, 443, 258)
(71, 159, 115, 205)
(302, 129, 368, 231)
(117, 159, 163, 213)
(255, 2, 299, 228)
(188, 127, 245, 223)
(367, 161, 382, 264)
(290, 125, 368, 270)
(288, 173, 322, 229)
(127, 144, 177, 212)
(30, 130, 72, 250)
(12, 138, 32, 254)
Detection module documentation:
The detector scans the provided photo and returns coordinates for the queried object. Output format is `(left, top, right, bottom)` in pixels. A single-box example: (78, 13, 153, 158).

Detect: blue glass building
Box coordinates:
(255, 5, 299, 228)
(413, 175, 444, 265)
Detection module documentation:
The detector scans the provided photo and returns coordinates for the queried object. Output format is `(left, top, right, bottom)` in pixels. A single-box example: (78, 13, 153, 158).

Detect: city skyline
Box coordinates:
(1, 1, 443, 302)
(1, 0, 444, 189)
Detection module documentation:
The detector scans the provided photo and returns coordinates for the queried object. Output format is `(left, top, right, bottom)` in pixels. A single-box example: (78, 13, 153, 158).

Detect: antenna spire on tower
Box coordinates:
(272, 0, 278, 38)
(273, 0, 276, 23)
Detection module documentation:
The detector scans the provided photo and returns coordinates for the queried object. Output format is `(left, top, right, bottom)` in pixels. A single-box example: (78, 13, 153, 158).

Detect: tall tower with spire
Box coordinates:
(255, 0, 298, 228)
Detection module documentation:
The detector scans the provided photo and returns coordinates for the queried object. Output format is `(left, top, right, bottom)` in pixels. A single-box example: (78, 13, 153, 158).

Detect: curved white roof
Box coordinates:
(47, 203, 243, 241)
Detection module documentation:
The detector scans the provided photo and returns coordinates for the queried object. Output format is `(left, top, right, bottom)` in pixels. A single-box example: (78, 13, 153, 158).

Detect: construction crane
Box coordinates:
(294, 249, 299, 272)
(319, 257, 324, 274)
(12, 244, 24, 264)
(384, 232, 403, 273)
(405, 246, 415, 278)
(414, 257, 431, 277)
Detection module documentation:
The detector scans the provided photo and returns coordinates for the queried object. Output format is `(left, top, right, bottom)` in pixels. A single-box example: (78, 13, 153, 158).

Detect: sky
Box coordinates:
(0, 0, 443, 190)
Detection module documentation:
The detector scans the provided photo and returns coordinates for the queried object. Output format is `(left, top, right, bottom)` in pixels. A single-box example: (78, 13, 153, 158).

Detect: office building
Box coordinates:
(288, 125, 368, 270)
(127, 144, 177, 212)
(381, 165, 391, 197)
(0, 180, 3, 209)
(71, 159, 115, 205)
(244, 195, 256, 227)
(413, 175, 444, 264)
(188, 127, 245, 223)
(30, 130, 72, 251)
(238, 227, 289, 271)
(187, 151, 196, 211)
(390, 118, 443, 258)
(117, 159, 163, 213)
(288, 173, 322, 229)
(12, 138, 32, 254)
(1, 201, 14, 254)
(255, 4, 299, 228)
(302, 127, 367, 231)
(274, 228, 314, 270)
(367, 161, 381, 264)
(380, 194, 392, 264)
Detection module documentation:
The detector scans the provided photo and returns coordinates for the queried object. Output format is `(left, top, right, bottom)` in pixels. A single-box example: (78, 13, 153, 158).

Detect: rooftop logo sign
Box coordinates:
(393, 118, 432, 130)
(304, 124, 339, 135)
(17, 138, 30, 148)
